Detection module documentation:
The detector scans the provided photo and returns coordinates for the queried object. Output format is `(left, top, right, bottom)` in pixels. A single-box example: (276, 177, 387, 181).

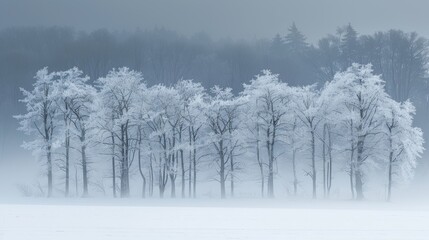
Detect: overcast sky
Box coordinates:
(1, 0, 429, 43)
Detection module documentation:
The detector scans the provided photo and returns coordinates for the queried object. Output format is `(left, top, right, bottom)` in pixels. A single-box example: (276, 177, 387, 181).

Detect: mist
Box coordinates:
(2, 0, 429, 42)
(1, 1, 429, 239)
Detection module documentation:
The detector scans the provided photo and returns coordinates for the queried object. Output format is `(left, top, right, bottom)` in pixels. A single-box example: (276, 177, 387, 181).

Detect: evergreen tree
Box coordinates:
(338, 23, 360, 68)
(285, 22, 309, 54)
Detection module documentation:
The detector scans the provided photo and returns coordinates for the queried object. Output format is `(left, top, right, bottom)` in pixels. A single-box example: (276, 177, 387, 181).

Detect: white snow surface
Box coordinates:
(0, 199, 428, 240)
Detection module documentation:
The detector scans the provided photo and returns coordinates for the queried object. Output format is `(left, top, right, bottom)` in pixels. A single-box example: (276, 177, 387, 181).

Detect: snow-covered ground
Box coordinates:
(0, 199, 428, 240)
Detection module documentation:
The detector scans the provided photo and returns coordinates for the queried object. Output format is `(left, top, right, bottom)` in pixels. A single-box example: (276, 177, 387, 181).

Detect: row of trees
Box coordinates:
(2, 25, 428, 171)
(16, 64, 423, 200)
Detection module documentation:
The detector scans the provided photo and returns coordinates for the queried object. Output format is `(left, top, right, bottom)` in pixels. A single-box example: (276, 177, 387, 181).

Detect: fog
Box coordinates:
(2, 0, 429, 42)
(0, 0, 428, 200)
(2, 1, 429, 239)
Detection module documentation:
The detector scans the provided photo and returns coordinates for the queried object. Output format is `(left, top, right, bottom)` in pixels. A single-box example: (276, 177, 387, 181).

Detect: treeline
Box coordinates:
(2, 24, 429, 161)
(16, 64, 423, 200)
(1, 24, 427, 96)
(3, 23, 428, 199)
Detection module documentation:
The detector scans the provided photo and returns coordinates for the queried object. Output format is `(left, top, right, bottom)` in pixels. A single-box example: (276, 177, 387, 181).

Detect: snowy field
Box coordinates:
(0, 199, 428, 240)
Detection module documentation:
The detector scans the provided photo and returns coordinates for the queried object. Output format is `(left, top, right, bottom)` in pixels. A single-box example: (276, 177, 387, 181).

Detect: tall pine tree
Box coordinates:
(285, 22, 309, 54)
(338, 23, 360, 69)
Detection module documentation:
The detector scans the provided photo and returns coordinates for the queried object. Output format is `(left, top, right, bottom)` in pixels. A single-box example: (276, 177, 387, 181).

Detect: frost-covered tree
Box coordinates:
(53, 67, 93, 197)
(92, 86, 118, 197)
(64, 73, 95, 197)
(163, 87, 183, 198)
(15, 63, 426, 200)
(381, 99, 424, 201)
(16, 68, 58, 197)
(320, 80, 358, 199)
(205, 86, 242, 198)
(318, 90, 344, 198)
(130, 82, 149, 198)
(175, 79, 206, 198)
(241, 93, 266, 197)
(293, 85, 322, 199)
(322, 64, 388, 200)
(241, 70, 291, 197)
(96, 67, 143, 197)
(145, 85, 181, 198)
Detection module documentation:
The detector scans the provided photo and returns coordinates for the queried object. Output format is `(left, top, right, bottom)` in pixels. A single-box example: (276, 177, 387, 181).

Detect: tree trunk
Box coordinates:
(267, 140, 274, 198)
(120, 127, 126, 197)
(230, 152, 234, 197)
(63, 103, 70, 198)
(270, 132, 275, 197)
(180, 148, 185, 198)
(124, 125, 130, 197)
(159, 159, 168, 198)
(188, 128, 192, 198)
(81, 127, 88, 197)
(170, 171, 176, 198)
(355, 134, 365, 200)
(387, 136, 393, 202)
(311, 130, 317, 199)
(159, 136, 168, 198)
(350, 164, 355, 199)
(322, 124, 327, 198)
(75, 166, 78, 196)
(327, 127, 333, 197)
(188, 127, 192, 197)
(120, 123, 130, 198)
(219, 140, 226, 199)
(256, 122, 264, 198)
(349, 123, 355, 200)
(111, 132, 116, 198)
(159, 168, 165, 198)
(192, 140, 197, 198)
(65, 130, 70, 197)
(138, 151, 146, 198)
(169, 130, 177, 198)
(266, 127, 275, 198)
(138, 129, 146, 198)
(149, 153, 154, 197)
(169, 151, 177, 198)
(178, 128, 185, 198)
(47, 144, 53, 198)
(81, 143, 88, 197)
(355, 170, 364, 200)
(292, 149, 298, 196)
